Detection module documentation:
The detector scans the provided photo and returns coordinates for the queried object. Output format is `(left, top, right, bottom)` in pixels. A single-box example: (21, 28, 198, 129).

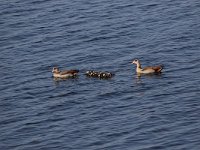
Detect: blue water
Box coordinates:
(1, 0, 200, 149)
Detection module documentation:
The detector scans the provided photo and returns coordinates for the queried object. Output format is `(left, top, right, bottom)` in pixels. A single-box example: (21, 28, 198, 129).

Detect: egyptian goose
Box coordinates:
(52, 67, 79, 78)
(132, 59, 163, 74)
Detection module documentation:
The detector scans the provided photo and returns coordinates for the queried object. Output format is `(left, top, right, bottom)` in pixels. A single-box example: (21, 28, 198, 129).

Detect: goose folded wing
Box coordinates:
(60, 70, 79, 75)
(152, 66, 163, 72)
(142, 66, 163, 72)
(142, 66, 153, 71)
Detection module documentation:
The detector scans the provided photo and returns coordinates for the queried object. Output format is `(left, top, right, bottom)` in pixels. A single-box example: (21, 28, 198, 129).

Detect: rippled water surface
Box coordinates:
(1, 0, 200, 149)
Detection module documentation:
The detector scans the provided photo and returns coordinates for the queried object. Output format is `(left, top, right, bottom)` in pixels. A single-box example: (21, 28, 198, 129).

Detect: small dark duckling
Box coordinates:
(85, 70, 114, 79)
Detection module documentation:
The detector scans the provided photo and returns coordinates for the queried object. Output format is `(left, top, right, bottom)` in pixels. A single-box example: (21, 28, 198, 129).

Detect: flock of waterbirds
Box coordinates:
(52, 59, 163, 79)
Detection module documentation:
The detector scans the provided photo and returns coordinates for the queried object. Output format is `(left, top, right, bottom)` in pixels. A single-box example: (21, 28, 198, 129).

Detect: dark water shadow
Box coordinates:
(52, 76, 79, 85)
(84, 76, 114, 81)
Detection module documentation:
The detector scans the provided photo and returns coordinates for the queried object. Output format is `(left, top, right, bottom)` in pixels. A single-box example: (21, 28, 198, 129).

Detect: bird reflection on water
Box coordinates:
(134, 72, 163, 85)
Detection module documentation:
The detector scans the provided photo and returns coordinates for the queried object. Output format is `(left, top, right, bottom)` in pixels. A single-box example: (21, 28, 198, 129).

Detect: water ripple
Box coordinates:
(1, 0, 200, 149)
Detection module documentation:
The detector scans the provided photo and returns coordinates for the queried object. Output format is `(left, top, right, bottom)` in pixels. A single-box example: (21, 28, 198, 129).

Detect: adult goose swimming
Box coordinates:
(132, 59, 163, 74)
(52, 67, 79, 78)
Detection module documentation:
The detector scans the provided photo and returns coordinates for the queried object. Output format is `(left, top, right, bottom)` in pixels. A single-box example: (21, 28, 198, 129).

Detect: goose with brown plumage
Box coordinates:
(52, 67, 79, 78)
(132, 59, 163, 74)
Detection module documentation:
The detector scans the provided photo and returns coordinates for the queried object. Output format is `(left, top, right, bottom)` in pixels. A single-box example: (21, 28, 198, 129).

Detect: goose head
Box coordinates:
(131, 59, 142, 68)
(132, 59, 140, 65)
(52, 67, 60, 73)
